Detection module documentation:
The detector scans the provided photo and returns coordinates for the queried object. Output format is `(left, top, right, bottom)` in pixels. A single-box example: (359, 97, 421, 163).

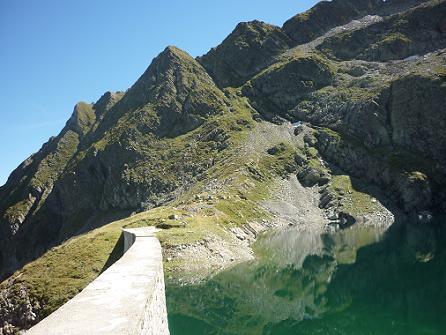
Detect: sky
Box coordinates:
(0, 0, 319, 186)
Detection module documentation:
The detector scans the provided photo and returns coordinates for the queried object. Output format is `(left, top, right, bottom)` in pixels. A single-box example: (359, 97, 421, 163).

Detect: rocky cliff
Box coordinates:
(1, 0, 445, 332)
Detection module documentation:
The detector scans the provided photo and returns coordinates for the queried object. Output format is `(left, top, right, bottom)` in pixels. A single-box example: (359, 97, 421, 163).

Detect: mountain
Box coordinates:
(198, 20, 292, 88)
(282, 0, 427, 45)
(0, 46, 230, 277)
(1, 0, 445, 332)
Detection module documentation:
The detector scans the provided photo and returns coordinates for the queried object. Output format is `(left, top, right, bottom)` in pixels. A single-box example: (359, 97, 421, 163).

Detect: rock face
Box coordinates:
(0, 281, 40, 332)
(198, 20, 292, 88)
(243, 52, 335, 119)
(317, 0, 446, 61)
(282, 0, 428, 45)
(389, 74, 446, 167)
(114, 46, 229, 137)
(313, 129, 437, 213)
(1, 0, 445, 296)
(0, 100, 98, 276)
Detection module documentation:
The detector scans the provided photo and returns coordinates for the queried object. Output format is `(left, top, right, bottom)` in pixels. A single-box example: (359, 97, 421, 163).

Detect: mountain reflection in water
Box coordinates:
(167, 220, 446, 335)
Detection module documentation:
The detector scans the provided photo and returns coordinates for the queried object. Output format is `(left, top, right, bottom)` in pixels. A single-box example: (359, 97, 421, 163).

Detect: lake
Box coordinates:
(167, 220, 446, 335)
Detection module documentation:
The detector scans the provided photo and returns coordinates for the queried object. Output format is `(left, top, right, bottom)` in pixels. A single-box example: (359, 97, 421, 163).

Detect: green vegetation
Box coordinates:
(329, 175, 379, 215)
(0, 128, 81, 229)
(0, 89, 298, 323)
(317, 0, 445, 62)
(1, 223, 123, 317)
(0, 207, 206, 317)
(256, 50, 337, 80)
(69, 102, 96, 135)
(31, 130, 80, 189)
(198, 20, 291, 88)
(433, 65, 446, 77)
(378, 32, 411, 45)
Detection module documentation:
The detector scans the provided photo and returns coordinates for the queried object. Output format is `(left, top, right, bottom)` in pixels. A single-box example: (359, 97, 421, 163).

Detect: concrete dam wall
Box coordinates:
(27, 227, 170, 335)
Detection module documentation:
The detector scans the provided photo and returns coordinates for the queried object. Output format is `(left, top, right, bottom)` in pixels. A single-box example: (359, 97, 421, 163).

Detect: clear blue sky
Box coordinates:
(0, 0, 318, 186)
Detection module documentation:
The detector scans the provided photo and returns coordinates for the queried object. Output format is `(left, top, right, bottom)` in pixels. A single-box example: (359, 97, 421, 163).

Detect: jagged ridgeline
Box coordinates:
(0, 46, 235, 276)
(1, 0, 446, 332)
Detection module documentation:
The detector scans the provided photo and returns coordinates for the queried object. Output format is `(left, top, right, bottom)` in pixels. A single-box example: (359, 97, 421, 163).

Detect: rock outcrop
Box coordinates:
(317, 0, 446, 61)
(243, 52, 335, 119)
(283, 0, 427, 45)
(198, 20, 292, 88)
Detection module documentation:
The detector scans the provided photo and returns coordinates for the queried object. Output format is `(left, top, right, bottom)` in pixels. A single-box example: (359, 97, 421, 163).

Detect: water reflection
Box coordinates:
(167, 220, 446, 335)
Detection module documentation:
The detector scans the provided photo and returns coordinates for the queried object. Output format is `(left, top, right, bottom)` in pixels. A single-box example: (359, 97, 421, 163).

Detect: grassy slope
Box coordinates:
(2, 118, 385, 324)
(0, 91, 302, 324)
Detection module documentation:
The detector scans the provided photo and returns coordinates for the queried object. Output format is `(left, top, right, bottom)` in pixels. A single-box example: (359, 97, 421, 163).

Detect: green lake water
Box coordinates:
(167, 220, 446, 335)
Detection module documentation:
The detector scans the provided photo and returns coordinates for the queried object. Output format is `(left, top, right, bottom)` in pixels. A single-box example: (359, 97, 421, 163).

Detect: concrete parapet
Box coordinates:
(27, 227, 169, 335)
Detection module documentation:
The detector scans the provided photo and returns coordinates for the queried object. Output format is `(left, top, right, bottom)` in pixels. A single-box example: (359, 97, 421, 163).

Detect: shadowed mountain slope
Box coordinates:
(0, 46, 232, 278)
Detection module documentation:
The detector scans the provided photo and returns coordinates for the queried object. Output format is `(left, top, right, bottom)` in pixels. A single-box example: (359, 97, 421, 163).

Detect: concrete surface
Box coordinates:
(27, 227, 170, 335)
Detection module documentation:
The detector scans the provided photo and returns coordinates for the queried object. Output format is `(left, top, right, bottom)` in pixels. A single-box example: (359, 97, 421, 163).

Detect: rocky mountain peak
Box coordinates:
(198, 20, 292, 88)
(87, 45, 227, 140)
(233, 20, 279, 34)
(120, 45, 218, 108)
(93, 91, 124, 118)
(65, 102, 95, 136)
(161, 45, 191, 59)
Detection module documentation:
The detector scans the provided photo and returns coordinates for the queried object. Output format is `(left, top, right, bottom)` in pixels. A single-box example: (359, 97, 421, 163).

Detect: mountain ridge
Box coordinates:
(1, 0, 445, 332)
(1, 0, 444, 280)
